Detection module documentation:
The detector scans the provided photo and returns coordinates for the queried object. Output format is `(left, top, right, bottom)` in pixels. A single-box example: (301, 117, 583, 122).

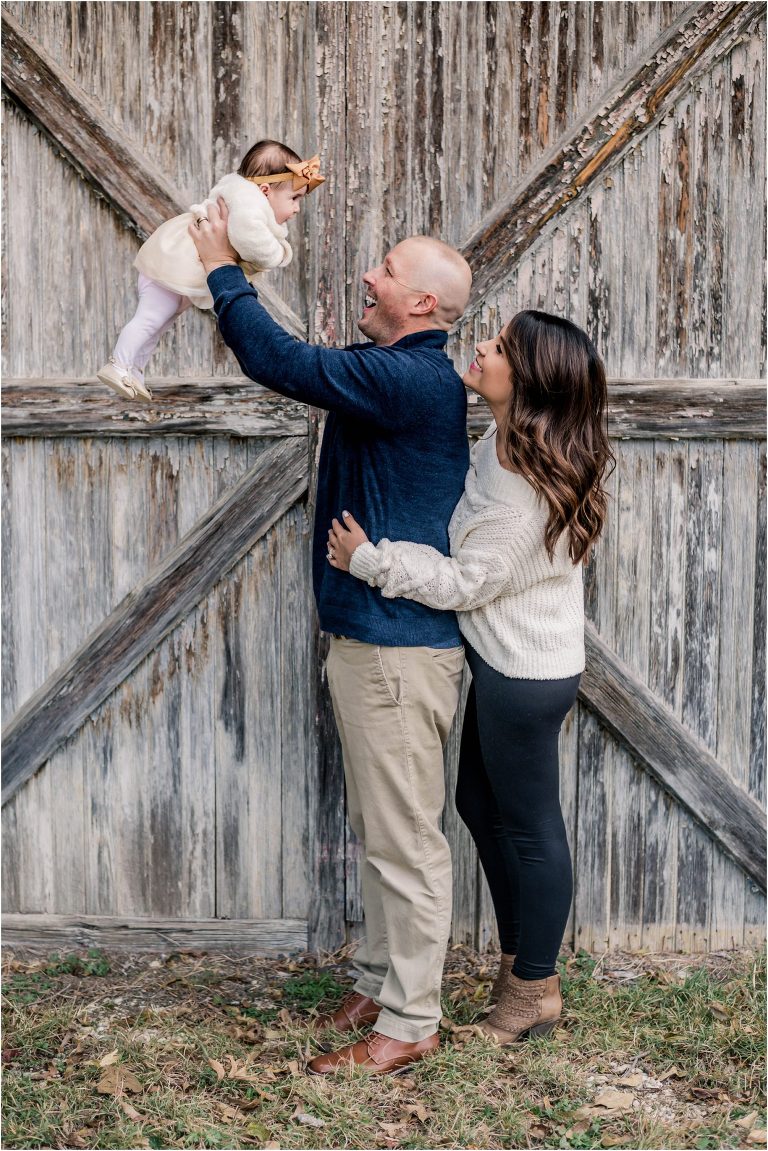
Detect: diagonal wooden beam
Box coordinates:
(1, 437, 308, 804)
(460, 1, 763, 313)
(0, 8, 305, 339)
(580, 622, 766, 889)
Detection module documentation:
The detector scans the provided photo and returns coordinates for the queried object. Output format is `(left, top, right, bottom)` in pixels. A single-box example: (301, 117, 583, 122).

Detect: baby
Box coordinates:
(97, 139, 324, 401)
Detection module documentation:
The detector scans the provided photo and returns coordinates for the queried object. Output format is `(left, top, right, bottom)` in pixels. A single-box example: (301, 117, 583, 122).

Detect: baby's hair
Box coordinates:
(238, 139, 302, 181)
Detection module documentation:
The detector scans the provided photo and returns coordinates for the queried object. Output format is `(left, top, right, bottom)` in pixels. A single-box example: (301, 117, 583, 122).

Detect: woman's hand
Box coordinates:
(327, 511, 369, 571)
(188, 197, 239, 274)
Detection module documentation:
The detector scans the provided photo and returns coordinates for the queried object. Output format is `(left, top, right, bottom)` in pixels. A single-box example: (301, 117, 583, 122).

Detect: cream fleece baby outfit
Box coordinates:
(104, 173, 293, 394)
(134, 172, 292, 310)
(349, 423, 585, 681)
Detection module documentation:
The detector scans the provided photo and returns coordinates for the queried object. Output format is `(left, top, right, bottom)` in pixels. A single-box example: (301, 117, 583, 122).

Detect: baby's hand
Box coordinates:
(189, 197, 238, 273)
(327, 511, 369, 572)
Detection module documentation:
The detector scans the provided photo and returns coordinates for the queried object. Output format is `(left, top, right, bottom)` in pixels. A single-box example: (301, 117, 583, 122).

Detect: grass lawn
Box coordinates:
(2, 944, 765, 1150)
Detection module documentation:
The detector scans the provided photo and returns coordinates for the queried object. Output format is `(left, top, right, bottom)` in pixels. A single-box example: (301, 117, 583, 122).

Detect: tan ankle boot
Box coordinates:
(488, 953, 516, 1005)
(480, 971, 561, 1043)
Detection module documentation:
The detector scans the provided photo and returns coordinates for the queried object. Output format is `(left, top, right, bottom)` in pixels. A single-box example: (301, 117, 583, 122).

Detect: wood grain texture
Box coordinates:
(7, 379, 763, 440)
(0, 7, 305, 339)
(1, 380, 309, 438)
(466, 381, 766, 441)
(460, 2, 762, 312)
(2, 2, 765, 951)
(2, 437, 308, 802)
(580, 622, 766, 889)
(306, 0, 349, 953)
(2, 913, 308, 954)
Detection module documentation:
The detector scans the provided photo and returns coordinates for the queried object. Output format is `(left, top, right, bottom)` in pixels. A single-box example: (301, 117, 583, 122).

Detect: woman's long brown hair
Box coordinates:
(499, 310, 614, 564)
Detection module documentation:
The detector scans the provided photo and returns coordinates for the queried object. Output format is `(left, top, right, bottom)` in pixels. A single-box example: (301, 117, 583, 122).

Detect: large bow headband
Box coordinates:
(253, 154, 325, 193)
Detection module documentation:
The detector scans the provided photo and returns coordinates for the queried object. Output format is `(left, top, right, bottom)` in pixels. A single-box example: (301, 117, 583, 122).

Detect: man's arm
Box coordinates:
(189, 200, 428, 427)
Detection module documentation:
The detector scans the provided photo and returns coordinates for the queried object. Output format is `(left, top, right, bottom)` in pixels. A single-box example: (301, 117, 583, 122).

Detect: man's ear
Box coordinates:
(412, 293, 439, 315)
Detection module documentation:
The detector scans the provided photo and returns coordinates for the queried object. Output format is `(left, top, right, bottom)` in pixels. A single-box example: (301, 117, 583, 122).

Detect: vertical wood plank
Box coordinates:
(620, 132, 658, 376)
(724, 29, 767, 377)
(677, 442, 724, 951)
(1, 446, 17, 722)
(279, 504, 312, 919)
(308, 0, 348, 951)
(609, 443, 654, 949)
(643, 443, 686, 947)
(745, 441, 767, 944)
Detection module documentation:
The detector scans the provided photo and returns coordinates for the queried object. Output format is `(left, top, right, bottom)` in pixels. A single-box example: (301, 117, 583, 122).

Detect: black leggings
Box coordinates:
(455, 642, 580, 980)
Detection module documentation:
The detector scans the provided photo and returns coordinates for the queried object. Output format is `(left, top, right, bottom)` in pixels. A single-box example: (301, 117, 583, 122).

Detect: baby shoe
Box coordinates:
(97, 357, 152, 401)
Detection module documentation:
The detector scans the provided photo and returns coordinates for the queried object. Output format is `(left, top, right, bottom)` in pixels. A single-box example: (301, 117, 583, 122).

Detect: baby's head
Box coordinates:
(239, 140, 322, 224)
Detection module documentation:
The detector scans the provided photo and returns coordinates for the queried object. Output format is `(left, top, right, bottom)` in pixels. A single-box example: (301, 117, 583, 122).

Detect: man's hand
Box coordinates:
(327, 511, 370, 571)
(188, 197, 239, 275)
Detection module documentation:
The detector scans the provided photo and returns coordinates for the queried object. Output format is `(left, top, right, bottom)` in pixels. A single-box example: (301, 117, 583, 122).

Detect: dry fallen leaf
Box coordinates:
(658, 1065, 685, 1081)
(565, 1119, 590, 1136)
(737, 1112, 759, 1130)
(747, 1131, 767, 1146)
(224, 1055, 262, 1084)
(208, 1058, 226, 1081)
(96, 1064, 142, 1096)
(707, 1001, 733, 1020)
(380, 1122, 409, 1138)
(98, 1049, 120, 1068)
(119, 1099, 143, 1122)
(213, 1101, 244, 1121)
(401, 1103, 430, 1123)
(575, 1088, 635, 1118)
(618, 1072, 646, 1088)
(595, 1088, 635, 1109)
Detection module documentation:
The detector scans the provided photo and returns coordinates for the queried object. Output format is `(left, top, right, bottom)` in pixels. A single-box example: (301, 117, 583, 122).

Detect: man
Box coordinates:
(191, 201, 472, 1075)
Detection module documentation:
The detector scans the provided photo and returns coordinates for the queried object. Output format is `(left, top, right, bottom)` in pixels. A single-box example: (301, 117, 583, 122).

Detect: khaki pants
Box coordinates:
(326, 636, 465, 1042)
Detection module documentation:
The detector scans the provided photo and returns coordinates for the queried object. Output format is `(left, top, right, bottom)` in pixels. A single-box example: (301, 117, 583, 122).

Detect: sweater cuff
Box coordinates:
(207, 264, 252, 295)
(349, 541, 386, 585)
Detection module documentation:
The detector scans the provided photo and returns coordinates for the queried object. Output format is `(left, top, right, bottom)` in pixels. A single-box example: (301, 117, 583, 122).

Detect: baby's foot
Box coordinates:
(97, 357, 152, 401)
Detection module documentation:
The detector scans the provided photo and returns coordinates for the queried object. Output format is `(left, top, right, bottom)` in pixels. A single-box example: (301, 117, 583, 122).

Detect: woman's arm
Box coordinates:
(328, 511, 531, 612)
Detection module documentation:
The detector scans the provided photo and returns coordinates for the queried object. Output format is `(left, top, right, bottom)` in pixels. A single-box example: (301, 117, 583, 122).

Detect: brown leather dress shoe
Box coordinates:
(312, 991, 381, 1033)
(307, 1031, 439, 1076)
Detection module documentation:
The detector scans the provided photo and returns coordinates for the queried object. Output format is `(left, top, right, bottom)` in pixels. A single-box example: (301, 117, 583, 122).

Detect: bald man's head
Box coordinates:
(358, 236, 472, 345)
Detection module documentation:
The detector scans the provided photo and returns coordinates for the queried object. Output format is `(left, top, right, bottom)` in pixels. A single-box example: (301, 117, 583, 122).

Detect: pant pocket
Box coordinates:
(375, 646, 403, 706)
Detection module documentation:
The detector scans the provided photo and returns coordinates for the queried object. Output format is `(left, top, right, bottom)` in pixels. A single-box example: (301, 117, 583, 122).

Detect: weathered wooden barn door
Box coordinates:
(2, 1, 766, 956)
(1, 1, 348, 953)
(335, 0, 767, 953)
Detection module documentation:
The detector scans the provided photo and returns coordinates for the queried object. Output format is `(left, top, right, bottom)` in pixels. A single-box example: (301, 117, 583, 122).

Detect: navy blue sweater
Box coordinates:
(209, 265, 469, 647)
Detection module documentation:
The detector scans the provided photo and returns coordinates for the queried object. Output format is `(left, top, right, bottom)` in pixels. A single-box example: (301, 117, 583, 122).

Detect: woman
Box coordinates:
(327, 309, 613, 1043)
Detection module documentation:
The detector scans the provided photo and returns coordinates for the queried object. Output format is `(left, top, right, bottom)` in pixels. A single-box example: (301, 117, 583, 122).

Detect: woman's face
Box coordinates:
(463, 329, 512, 407)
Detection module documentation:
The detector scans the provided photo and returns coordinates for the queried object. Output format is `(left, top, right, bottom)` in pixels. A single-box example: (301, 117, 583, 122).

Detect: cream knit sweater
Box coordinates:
(349, 423, 585, 680)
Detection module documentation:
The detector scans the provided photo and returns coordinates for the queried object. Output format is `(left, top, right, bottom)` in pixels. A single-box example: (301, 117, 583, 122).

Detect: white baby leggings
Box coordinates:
(113, 273, 191, 378)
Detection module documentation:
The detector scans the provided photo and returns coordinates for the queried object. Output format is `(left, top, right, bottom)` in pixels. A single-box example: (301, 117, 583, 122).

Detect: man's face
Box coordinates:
(358, 242, 425, 345)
